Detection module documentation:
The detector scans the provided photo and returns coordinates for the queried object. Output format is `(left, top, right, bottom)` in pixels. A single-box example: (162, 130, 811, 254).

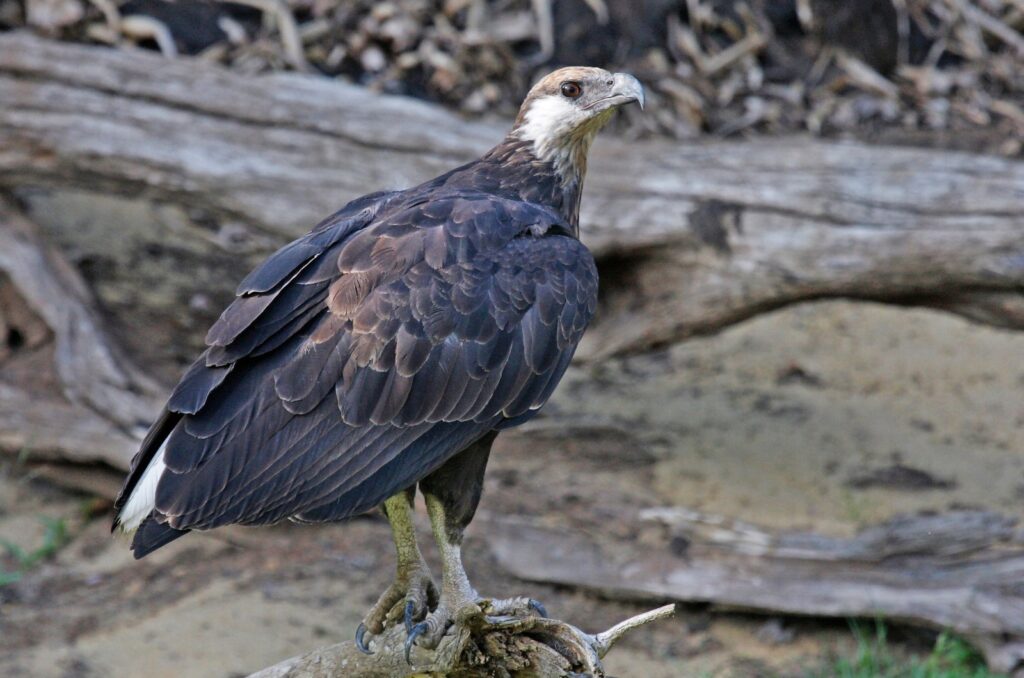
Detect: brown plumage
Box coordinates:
(113, 66, 642, 655)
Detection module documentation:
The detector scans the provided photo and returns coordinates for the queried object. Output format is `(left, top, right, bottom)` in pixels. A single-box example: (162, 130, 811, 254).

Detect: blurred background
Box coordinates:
(1, 1, 1023, 676)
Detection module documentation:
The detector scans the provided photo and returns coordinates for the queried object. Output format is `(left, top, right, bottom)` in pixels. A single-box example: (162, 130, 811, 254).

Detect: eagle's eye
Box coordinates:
(560, 81, 583, 99)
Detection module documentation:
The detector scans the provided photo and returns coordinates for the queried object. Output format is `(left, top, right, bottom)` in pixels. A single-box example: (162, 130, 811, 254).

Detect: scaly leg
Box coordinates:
(405, 432, 544, 658)
(355, 487, 437, 654)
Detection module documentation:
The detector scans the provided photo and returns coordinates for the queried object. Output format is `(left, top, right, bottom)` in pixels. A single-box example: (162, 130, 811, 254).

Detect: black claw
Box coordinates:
(529, 598, 548, 618)
(355, 623, 373, 655)
(404, 600, 417, 634)
(405, 622, 427, 664)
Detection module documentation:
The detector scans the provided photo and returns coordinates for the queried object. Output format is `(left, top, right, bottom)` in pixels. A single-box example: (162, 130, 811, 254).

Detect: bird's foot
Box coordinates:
(404, 594, 547, 659)
(355, 565, 438, 654)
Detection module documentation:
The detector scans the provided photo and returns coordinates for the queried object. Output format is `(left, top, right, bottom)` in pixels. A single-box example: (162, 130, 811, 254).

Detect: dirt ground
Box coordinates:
(1, 298, 1021, 677)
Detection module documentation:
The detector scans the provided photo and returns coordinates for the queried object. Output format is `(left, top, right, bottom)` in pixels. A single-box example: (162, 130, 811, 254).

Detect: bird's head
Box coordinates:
(512, 67, 644, 176)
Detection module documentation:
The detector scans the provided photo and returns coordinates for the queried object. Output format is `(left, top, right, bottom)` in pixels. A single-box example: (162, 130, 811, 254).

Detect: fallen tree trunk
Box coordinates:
(488, 509, 1024, 673)
(1, 31, 1022, 366)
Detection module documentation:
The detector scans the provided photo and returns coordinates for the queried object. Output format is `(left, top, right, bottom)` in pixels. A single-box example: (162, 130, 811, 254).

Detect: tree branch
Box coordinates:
(248, 603, 678, 678)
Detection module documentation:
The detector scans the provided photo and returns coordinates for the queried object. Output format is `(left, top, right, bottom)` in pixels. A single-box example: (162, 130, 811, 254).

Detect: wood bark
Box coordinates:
(1, 31, 1022, 365)
(487, 509, 1024, 673)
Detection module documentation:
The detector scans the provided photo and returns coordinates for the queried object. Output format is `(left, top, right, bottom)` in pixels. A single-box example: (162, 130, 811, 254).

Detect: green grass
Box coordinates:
(0, 515, 69, 585)
(808, 622, 1003, 678)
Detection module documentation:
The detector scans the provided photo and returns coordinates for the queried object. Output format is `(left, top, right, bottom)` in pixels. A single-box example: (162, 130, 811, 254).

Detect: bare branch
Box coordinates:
(248, 602, 678, 678)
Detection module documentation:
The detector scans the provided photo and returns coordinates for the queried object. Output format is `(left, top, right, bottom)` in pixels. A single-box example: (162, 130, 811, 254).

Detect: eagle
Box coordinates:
(113, 67, 643, 655)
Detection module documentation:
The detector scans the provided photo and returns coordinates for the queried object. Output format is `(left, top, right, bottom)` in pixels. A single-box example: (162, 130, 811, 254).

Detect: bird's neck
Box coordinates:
(475, 136, 590, 229)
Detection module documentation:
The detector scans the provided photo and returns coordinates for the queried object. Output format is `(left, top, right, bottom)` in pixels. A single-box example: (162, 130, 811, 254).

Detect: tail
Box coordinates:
(130, 515, 189, 558)
(112, 408, 191, 557)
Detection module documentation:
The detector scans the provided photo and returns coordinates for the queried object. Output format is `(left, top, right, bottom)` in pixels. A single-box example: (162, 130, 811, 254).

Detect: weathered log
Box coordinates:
(0, 31, 1022, 366)
(487, 509, 1024, 673)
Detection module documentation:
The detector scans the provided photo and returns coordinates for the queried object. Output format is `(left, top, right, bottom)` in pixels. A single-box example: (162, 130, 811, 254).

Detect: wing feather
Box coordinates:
(116, 188, 598, 551)
(166, 358, 233, 414)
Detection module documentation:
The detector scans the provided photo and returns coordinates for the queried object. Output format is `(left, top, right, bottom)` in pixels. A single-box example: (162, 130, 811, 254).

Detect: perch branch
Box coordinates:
(591, 603, 678, 658)
(248, 602, 678, 678)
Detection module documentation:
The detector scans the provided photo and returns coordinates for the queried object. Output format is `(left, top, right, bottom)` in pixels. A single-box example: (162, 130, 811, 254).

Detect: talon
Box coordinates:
(529, 598, 548, 618)
(355, 623, 373, 655)
(404, 600, 417, 634)
(405, 622, 427, 664)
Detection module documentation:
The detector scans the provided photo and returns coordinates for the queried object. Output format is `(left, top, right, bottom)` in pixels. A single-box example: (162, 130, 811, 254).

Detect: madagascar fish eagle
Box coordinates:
(113, 67, 643, 655)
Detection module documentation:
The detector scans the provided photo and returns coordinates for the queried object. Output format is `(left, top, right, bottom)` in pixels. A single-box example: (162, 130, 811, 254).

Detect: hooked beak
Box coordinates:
(585, 73, 645, 112)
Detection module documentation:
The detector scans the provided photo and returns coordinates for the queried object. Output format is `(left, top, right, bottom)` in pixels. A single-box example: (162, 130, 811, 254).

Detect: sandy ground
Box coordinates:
(551, 299, 1024, 536)
(1, 299, 1021, 677)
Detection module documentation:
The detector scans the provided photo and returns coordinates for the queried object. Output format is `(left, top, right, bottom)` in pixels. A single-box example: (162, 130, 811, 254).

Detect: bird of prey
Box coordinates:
(113, 66, 643, 655)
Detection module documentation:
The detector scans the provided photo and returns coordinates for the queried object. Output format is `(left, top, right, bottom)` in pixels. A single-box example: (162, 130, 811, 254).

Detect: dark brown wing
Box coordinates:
(113, 191, 396, 520)
(116, 190, 597, 557)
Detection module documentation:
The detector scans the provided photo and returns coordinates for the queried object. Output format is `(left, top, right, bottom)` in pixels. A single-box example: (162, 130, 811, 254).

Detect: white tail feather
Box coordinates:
(118, 442, 167, 532)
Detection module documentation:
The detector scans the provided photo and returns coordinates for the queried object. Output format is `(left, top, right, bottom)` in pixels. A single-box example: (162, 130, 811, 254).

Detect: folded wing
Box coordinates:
(114, 189, 598, 557)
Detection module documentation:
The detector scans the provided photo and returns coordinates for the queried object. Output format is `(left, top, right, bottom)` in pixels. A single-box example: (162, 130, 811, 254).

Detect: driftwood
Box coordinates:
(1, 31, 1022, 367)
(487, 509, 1024, 673)
(248, 603, 678, 678)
